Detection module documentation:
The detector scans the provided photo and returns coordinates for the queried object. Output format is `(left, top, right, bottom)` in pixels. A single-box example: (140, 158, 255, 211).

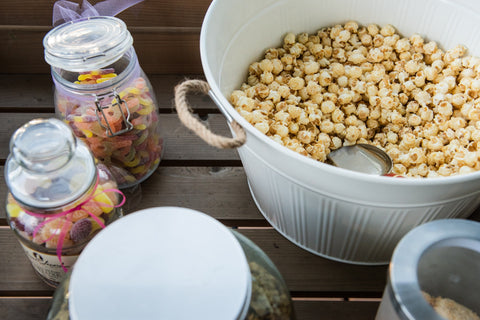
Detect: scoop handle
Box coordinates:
(174, 79, 246, 149)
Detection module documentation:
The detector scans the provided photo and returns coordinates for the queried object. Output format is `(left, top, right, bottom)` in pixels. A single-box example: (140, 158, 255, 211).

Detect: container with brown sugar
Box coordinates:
(376, 219, 480, 320)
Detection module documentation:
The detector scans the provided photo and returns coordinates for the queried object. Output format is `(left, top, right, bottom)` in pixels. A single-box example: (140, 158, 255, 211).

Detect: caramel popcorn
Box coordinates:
(230, 21, 480, 177)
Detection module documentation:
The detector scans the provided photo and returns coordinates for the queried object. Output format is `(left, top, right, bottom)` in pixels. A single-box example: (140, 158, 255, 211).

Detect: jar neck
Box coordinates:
(8, 164, 98, 215)
(51, 47, 140, 97)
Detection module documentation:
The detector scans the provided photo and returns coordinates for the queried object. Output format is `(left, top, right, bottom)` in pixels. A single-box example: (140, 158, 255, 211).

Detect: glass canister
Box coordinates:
(46, 207, 295, 320)
(43, 16, 163, 189)
(375, 219, 480, 320)
(4, 118, 124, 287)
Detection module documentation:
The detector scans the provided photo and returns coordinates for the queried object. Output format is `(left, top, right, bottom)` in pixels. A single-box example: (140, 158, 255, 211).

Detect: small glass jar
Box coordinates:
(46, 207, 295, 320)
(4, 118, 124, 287)
(43, 16, 163, 189)
(375, 219, 480, 320)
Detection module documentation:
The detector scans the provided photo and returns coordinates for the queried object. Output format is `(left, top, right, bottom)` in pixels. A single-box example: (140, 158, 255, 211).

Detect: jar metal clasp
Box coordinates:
(94, 89, 133, 137)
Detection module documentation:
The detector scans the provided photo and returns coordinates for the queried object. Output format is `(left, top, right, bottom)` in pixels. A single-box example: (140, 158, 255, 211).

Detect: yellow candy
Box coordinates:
(7, 203, 22, 218)
(123, 148, 136, 162)
(77, 74, 92, 81)
(139, 97, 152, 105)
(134, 124, 147, 130)
(134, 131, 149, 146)
(80, 128, 93, 138)
(96, 78, 112, 84)
(119, 90, 127, 99)
(124, 156, 141, 167)
(129, 88, 140, 95)
(119, 87, 140, 98)
(91, 216, 105, 232)
(93, 187, 114, 213)
(131, 165, 146, 174)
(125, 175, 137, 183)
(137, 104, 153, 115)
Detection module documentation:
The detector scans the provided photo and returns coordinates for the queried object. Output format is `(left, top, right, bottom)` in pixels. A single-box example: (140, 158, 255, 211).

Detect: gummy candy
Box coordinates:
(56, 69, 163, 187)
(70, 218, 92, 243)
(6, 167, 122, 257)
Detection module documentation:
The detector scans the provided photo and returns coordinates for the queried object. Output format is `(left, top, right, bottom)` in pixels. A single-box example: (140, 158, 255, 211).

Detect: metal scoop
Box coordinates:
(327, 144, 393, 175)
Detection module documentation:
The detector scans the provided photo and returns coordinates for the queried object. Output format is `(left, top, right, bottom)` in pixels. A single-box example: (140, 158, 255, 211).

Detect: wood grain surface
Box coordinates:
(0, 74, 213, 111)
(0, 0, 211, 27)
(1, 1, 479, 318)
(0, 298, 380, 320)
(0, 70, 387, 319)
(0, 0, 214, 74)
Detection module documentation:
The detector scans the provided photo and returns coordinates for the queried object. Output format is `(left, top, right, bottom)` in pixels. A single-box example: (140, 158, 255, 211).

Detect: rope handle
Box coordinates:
(174, 79, 246, 149)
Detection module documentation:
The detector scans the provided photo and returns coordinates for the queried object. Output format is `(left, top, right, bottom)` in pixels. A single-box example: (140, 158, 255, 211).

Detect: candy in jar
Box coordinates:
(46, 207, 295, 319)
(4, 118, 124, 287)
(43, 16, 163, 188)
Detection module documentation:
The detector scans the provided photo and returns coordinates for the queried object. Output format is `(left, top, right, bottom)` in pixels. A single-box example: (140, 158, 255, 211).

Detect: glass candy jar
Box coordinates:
(43, 16, 163, 188)
(46, 207, 295, 320)
(4, 118, 124, 287)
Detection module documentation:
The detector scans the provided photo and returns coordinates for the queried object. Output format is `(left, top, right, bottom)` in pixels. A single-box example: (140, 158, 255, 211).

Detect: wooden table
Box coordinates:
(0, 73, 387, 320)
(2, 74, 480, 320)
(1, 1, 479, 319)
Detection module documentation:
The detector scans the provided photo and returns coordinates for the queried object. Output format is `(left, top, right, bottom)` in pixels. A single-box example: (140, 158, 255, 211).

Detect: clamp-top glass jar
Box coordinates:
(43, 16, 163, 188)
(4, 118, 124, 287)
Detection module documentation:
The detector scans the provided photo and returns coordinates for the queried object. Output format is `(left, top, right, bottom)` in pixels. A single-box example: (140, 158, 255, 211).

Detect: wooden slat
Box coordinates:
(0, 227, 54, 292)
(0, 166, 261, 221)
(0, 74, 215, 111)
(238, 229, 387, 294)
(0, 298, 380, 320)
(293, 300, 379, 320)
(0, 0, 212, 27)
(0, 28, 202, 74)
(0, 228, 388, 294)
(137, 167, 262, 219)
(0, 113, 240, 161)
(0, 298, 52, 320)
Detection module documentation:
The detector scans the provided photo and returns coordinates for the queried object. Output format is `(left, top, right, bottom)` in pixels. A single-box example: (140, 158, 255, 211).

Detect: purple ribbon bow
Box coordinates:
(53, 0, 144, 26)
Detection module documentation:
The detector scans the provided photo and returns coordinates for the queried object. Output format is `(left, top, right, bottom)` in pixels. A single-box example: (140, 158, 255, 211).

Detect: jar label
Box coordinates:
(20, 243, 78, 284)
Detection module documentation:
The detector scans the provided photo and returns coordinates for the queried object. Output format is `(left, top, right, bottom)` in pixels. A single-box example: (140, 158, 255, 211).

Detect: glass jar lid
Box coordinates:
(43, 16, 133, 72)
(5, 118, 96, 209)
(69, 207, 252, 320)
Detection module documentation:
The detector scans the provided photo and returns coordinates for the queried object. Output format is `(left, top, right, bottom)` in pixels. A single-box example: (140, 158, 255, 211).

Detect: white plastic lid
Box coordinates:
(69, 207, 252, 320)
(43, 16, 133, 72)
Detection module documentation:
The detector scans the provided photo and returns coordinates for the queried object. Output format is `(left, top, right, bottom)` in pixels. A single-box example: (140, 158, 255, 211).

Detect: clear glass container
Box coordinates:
(233, 231, 295, 319)
(375, 219, 480, 320)
(43, 16, 163, 189)
(46, 207, 294, 320)
(4, 118, 123, 287)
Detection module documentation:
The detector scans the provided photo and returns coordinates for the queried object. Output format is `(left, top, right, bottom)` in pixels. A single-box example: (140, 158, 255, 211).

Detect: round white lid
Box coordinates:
(43, 16, 133, 72)
(68, 207, 252, 320)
